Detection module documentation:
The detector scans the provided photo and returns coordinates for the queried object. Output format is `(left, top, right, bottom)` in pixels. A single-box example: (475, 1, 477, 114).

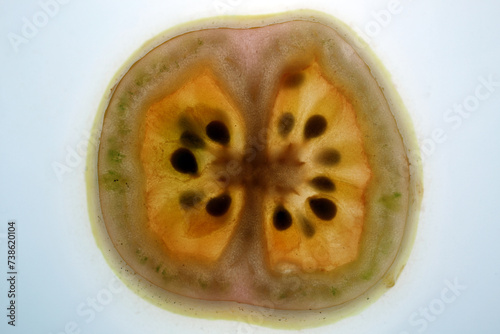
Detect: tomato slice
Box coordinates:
(95, 14, 420, 316)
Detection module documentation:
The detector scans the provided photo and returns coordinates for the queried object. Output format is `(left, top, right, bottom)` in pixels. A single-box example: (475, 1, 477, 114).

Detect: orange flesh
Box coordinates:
(264, 62, 371, 272)
(141, 72, 246, 262)
(141, 62, 371, 271)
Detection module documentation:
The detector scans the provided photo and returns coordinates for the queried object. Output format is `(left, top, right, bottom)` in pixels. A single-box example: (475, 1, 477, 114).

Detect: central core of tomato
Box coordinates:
(213, 143, 305, 196)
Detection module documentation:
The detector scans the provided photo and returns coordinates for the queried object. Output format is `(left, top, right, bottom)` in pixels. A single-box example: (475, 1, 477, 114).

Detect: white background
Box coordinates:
(1, 0, 500, 333)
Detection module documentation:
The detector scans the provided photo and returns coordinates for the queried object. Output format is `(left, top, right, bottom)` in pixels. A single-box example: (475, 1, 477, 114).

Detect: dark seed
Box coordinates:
(206, 194, 232, 217)
(170, 148, 198, 174)
(301, 218, 316, 238)
(317, 149, 341, 165)
(278, 112, 295, 137)
(206, 121, 230, 145)
(309, 198, 337, 220)
(273, 206, 293, 231)
(179, 191, 203, 209)
(283, 73, 305, 88)
(310, 176, 336, 192)
(180, 131, 205, 149)
(304, 115, 327, 139)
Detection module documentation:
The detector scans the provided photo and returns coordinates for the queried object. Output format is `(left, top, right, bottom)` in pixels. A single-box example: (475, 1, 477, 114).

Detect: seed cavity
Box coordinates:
(180, 131, 205, 149)
(309, 198, 337, 220)
(301, 218, 316, 238)
(273, 206, 293, 231)
(283, 72, 305, 88)
(206, 194, 232, 217)
(278, 112, 295, 137)
(317, 149, 341, 165)
(179, 191, 203, 209)
(170, 148, 198, 174)
(310, 176, 336, 192)
(304, 115, 327, 140)
(206, 121, 230, 145)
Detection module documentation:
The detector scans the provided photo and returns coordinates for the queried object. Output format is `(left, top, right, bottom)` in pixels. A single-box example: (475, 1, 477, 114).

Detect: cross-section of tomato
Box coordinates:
(93, 11, 422, 319)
